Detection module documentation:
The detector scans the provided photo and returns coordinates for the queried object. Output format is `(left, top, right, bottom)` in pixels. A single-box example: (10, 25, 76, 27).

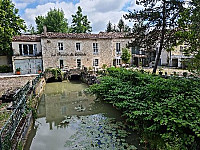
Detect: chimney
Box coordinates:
(43, 26, 47, 37)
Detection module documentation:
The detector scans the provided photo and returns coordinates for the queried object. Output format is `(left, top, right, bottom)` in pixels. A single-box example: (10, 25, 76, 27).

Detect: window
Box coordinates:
(93, 43, 98, 54)
(34, 44, 37, 54)
(29, 45, 33, 55)
(77, 59, 81, 68)
(116, 43, 121, 54)
(116, 59, 121, 66)
(19, 44, 22, 55)
(180, 46, 183, 52)
(58, 42, 63, 51)
(93, 59, 99, 66)
(19, 44, 37, 56)
(132, 46, 139, 54)
(60, 60, 64, 69)
(76, 43, 81, 51)
(23, 45, 28, 55)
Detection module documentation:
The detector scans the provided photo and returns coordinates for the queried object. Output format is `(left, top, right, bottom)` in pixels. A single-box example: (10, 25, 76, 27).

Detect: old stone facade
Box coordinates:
(12, 32, 192, 74)
(12, 32, 132, 74)
(41, 32, 131, 70)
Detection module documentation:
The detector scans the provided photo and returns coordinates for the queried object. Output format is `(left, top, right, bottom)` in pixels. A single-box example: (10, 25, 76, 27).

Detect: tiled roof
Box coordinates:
(42, 32, 128, 39)
(12, 32, 129, 42)
(12, 34, 41, 42)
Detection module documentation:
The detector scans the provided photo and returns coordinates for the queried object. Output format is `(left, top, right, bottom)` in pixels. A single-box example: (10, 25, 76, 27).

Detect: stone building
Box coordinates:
(12, 34, 42, 74)
(41, 32, 132, 70)
(12, 32, 192, 74)
(12, 32, 133, 74)
(169, 44, 193, 68)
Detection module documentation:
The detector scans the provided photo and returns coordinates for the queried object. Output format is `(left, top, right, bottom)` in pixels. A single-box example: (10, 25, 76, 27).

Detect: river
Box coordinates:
(25, 80, 142, 150)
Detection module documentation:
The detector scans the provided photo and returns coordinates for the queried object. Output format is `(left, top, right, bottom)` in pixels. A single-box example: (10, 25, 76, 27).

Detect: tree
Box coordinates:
(121, 48, 131, 64)
(117, 18, 125, 32)
(35, 8, 69, 33)
(71, 6, 92, 33)
(27, 24, 37, 34)
(106, 18, 130, 33)
(0, 0, 26, 55)
(176, 0, 200, 73)
(124, 0, 185, 73)
(106, 21, 113, 32)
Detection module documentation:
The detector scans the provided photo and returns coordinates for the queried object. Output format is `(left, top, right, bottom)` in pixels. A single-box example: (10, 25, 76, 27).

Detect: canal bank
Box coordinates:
(0, 74, 46, 150)
(24, 80, 143, 150)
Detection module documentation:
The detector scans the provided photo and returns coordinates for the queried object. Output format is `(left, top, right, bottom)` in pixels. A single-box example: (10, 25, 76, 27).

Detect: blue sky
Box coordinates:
(12, 0, 143, 33)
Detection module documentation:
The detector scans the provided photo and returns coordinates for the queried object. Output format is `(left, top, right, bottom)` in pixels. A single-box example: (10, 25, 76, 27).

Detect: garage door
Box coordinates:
(15, 58, 42, 74)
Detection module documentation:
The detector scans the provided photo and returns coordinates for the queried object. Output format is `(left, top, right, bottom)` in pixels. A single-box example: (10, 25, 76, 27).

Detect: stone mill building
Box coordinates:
(12, 32, 133, 74)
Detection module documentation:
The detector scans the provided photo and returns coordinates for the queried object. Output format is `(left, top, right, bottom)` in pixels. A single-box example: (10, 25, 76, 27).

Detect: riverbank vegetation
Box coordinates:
(89, 67, 200, 149)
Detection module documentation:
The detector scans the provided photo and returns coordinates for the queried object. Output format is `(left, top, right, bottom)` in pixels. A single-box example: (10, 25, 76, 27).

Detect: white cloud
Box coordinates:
(14, 2, 28, 9)
(23, 2, 75, 27)
(22, 0, 140, 33)
(77, 0, 130, 13)
(126, 0, 144, 11)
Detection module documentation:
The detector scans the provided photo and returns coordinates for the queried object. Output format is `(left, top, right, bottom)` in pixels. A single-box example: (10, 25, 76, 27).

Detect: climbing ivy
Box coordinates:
(45, 68, 63, 80)
(89, 67, 200, 149)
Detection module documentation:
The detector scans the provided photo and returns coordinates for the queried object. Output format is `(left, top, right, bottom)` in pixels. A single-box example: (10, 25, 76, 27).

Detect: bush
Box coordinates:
(89, 67, 200, 149)
(0, 65, 12, 73)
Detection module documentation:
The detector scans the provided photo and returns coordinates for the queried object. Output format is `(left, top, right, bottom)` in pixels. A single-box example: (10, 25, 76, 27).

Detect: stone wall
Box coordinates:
(41, 38, 132, 70)
(0, 76, 37, 97)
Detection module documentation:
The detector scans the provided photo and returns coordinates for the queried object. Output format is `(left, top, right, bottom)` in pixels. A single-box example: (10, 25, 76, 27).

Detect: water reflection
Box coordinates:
(25, 81, 142, 150)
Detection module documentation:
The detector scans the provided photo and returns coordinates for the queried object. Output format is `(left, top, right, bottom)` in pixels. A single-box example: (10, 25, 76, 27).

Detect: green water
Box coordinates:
(25, 80, 142, 150)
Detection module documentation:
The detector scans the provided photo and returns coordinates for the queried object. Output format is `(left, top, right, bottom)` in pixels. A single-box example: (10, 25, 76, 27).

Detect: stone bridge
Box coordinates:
(68, 68, 83, 79)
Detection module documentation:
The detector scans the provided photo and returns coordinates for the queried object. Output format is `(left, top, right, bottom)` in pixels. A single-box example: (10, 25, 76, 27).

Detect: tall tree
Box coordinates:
(117, 18, 125, 32)
(35, 8, 69, 33)
(71, 6, 92, 33)
(106, 21, 113, 32)
(176, 0, 200, 72)
(0, 0, 26, 55)
(107, 18, 130, 33)
(124, 0, 185, 73)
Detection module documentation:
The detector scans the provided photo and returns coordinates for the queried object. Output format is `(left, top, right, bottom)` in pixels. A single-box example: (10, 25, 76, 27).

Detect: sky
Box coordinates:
(12, 0, 143, 33)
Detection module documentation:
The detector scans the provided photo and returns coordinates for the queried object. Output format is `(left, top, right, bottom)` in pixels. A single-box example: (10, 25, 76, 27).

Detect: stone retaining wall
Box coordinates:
(0, 76, 36, 97)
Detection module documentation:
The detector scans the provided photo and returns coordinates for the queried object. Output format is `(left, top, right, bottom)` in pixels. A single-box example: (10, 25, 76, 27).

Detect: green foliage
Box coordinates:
(0, 0, 26, 55)
(102, 64, 107, 69)
(89, 67, 200, 149)
(45, 68, 63, 80)
(105, 18, 130, 33)
(117, 18, 125, 32)
(27, 24, 37, 34)
(124, 0, 185, 73)
(16, 67, 20, 72)
(176, 0, 200, 73)
(0, 65, 12, 73)
(106, 21, 112, 32)
(121, 48, 131, 64)
(71, 6, 92, 33)
(35, 8, 69, 33)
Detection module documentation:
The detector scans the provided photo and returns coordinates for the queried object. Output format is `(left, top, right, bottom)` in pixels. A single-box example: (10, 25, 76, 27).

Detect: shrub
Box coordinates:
(0, 65, 12, 73)
(89, 67, 200, 149)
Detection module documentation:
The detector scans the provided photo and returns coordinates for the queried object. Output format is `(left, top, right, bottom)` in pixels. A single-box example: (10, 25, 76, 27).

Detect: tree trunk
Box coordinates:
(153, 0, 166, 74)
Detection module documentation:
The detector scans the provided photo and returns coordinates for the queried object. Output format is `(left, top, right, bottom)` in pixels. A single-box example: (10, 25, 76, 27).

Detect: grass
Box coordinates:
(0, 103, 10, 129)
(0, 111, 10, 129)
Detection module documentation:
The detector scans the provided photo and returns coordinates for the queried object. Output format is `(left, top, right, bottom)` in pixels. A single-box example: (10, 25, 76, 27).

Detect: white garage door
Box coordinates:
(15, 58, 42, 74)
